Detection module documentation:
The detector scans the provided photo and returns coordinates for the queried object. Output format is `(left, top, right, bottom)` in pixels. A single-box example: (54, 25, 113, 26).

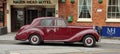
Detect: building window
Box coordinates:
(0, 11, 3, 22)
(107, 0, 120, 22)
(78, 0, 92, 22)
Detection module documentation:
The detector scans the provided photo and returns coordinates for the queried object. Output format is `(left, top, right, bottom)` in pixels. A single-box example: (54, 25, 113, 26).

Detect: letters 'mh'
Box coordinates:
(107, 28, 116, 35)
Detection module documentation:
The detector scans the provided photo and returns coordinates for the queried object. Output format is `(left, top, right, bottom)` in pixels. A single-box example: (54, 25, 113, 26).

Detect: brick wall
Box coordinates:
(92, 0, 107, 26)
(59, 0, 78, 26)
(0, 23, 3, 27)
(59, 0, 120, 27)
(0, 0, 6, 28)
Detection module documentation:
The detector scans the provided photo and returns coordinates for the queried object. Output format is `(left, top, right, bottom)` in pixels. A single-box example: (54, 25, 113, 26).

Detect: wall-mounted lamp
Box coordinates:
(38, 0, 42, 3)
(13, 0, 21, 3)
(98, 0, 103, 4)
(71, 0, 75, 4)
(61, 0, 66, 3)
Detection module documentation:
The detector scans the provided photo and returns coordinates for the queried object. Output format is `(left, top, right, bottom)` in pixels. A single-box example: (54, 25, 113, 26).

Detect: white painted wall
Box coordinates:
(55, 0, 59, 17)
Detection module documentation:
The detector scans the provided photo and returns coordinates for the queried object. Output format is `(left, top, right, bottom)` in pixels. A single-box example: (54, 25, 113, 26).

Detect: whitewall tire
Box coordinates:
(83, 35, 96, 47)
(29, 34, 41, 45)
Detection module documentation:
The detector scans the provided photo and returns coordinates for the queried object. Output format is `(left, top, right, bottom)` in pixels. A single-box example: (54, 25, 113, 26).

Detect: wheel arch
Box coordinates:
(28, 33, 43, 42)
(80, 34, 98, 42)
(26, 28, 44, 41)
(82, 34, 96, 47)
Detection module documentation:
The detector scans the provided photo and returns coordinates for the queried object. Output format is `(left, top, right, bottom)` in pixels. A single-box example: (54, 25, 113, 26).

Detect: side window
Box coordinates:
(41, 19, 53, 26)
(55, 19, 66, 27)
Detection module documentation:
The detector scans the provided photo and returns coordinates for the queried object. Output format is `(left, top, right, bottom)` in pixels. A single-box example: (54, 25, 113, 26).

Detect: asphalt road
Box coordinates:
(1, 40, 120, 49)
(0, 40, 120, 54)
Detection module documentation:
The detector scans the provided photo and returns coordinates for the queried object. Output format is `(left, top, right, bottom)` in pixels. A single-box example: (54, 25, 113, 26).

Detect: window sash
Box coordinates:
(78, 0, 92, 19)
(107, 0, 120, 19)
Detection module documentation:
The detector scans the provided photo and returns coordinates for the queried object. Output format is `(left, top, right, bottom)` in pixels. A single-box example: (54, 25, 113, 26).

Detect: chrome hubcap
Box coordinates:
(32, 37, 37, 42)
(87, 39, 92, 44)
(31, 35, 39, 44)
(85, 37, 93, 46)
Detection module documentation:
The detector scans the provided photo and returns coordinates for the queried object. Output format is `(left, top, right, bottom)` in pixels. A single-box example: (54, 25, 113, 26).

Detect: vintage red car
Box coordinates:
(15, 17, 100, 47)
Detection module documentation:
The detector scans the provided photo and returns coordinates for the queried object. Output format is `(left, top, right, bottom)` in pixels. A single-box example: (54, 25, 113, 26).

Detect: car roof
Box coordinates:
(35, 17, 64, 20)
(31, 17, 68, 26)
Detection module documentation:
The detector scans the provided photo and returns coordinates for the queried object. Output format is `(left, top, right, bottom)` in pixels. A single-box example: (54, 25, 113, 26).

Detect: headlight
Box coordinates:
(93, 25, 96, 30)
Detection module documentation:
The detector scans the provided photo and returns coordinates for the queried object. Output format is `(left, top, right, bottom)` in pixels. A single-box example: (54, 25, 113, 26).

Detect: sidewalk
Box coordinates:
(0, 33, 120, 44)
(101, 39, 120, 44)
(0, 33, 16, 40)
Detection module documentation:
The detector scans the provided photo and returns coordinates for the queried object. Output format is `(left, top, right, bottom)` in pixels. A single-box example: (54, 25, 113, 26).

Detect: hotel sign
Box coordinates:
(101, 26, 120, 37)
(13, 0, 52, 4)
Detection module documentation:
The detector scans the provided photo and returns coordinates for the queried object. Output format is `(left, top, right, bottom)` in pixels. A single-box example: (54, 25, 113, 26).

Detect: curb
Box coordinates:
(100, 39, 120, 44)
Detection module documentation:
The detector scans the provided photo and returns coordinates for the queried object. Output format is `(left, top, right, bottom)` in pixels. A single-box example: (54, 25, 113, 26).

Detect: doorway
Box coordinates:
(11, 8, 24, 32)
(11, 6, 55, 32)
(25, 10, 38, 24)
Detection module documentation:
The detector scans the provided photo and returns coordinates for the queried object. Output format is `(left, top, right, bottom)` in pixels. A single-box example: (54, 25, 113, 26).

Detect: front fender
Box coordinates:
(70, 29, 100, 42)
(79, 29, 99, 41)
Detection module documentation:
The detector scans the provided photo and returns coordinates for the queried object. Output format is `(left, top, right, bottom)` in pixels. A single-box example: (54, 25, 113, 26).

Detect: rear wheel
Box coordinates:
(29, 34, 42, 45)
(82, 35, 96, 47)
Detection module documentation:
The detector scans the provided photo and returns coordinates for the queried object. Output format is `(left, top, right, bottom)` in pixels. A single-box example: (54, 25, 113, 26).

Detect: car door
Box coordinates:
(39, 19, 55, 40)
(53, 19, 71, 40)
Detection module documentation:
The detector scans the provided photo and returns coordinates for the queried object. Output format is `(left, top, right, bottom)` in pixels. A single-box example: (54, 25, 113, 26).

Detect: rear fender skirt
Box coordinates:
(26, 28, 44, 40)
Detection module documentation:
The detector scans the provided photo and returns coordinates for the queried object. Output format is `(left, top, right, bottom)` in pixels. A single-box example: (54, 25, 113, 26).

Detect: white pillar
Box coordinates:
(6, 3, 11, 33)
(55, 0, 58, 17)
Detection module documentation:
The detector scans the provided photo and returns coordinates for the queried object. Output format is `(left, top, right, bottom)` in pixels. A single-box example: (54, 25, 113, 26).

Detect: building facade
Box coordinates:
(1, 0, 120, 33)
(6, 0, 58, 32)
(59, 0, 120, 26)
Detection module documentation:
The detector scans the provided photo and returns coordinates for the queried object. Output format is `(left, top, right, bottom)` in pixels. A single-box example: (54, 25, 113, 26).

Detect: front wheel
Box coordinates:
(29, 34, 42, 45)
(82, 35, 96, 47)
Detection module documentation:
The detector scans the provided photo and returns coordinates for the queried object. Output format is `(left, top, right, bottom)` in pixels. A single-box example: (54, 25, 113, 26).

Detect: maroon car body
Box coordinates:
(15, 17, 100, 47)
